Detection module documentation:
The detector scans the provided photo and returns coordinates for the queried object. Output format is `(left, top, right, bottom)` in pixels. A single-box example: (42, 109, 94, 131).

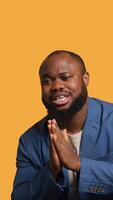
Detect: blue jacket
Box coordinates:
(11, 97, 113, 200)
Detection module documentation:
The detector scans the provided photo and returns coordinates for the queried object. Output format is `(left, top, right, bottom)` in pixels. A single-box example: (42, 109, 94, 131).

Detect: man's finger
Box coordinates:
(51, 119, 61, 136)
(62, 129, 70, 143)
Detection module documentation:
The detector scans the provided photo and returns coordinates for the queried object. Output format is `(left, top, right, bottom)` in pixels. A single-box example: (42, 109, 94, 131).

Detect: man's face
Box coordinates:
(40, 53, 89, 118)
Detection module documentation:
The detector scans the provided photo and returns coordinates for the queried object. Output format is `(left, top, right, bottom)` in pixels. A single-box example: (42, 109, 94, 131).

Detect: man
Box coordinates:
(12, 50, 113, 200)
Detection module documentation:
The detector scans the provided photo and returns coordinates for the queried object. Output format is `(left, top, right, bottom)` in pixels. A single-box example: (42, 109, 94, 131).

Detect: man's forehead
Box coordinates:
(40, 54, 81, 75)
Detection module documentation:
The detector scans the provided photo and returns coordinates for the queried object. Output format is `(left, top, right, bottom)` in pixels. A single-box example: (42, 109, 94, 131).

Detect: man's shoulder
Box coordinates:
(89, 97, 113, 109)
(88, 97, 113, 122)
(20, 115, 49, 141)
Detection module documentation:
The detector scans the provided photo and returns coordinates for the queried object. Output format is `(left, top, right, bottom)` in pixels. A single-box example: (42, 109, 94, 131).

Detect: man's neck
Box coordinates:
(56, 100, 88, 134)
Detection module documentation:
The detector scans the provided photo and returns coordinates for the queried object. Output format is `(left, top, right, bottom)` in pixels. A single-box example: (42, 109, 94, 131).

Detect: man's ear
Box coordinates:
(83, 72, 90, 87)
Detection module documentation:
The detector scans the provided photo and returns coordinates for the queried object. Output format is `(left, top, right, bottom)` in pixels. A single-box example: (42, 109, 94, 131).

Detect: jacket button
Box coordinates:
(88, 185, 104, 193)
(88, 185, 93, 192)
(100, 187, 104, 193)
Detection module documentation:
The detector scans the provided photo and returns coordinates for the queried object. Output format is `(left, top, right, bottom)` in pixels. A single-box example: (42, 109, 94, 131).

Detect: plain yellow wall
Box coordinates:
(1, 1, 113, 199)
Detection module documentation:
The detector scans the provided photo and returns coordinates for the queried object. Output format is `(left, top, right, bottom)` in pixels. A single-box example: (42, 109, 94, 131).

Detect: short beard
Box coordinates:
(42, 84, 88, 119)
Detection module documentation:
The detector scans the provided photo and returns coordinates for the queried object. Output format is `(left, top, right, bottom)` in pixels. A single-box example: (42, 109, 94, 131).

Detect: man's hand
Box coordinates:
(48, 119, 80, 174)
(48, 120, 62, 179)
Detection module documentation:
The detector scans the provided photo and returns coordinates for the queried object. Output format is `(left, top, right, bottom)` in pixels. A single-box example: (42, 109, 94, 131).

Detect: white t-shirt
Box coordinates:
(68, 130, 82, 200)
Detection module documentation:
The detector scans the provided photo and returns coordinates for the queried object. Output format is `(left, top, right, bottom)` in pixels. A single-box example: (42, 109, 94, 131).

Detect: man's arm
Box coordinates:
(11, 134, 68, 200)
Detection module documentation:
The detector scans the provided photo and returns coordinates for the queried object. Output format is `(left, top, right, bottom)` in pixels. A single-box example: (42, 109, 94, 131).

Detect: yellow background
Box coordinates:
(1, 1, 113, 199)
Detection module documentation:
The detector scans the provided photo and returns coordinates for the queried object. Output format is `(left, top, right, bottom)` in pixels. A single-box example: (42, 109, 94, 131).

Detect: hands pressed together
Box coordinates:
(48, 119, 81, 179)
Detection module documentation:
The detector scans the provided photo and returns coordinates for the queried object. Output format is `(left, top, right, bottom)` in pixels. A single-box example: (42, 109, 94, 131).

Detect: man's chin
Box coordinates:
(47, 108, 69, 118)
(45, 101, 83, 118)
(47, 105, 75, 118)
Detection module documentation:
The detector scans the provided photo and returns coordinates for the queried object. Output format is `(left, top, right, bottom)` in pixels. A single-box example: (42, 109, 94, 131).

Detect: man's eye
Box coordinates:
(62, 76, 71, 80)
(42, 78, 52, 84)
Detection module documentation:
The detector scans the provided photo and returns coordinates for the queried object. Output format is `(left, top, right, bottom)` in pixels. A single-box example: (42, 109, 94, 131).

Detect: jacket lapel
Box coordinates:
(80, 97, 101, 158)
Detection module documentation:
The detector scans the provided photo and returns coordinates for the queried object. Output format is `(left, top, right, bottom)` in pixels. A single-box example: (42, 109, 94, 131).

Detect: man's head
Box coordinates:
(39, 50, 89, 118)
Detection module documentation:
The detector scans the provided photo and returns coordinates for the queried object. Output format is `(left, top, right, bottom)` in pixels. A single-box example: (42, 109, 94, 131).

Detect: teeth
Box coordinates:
(56, 96, 65, 100)
(52, 95, 69, 105)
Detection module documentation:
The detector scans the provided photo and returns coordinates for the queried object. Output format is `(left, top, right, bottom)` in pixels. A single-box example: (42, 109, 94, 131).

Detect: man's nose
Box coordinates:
(50, 79, 65, 91)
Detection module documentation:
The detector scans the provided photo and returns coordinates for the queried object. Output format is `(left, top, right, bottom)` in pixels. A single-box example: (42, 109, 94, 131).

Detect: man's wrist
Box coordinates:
(74, 155, 81, 172)
(48, 162, 60, 180)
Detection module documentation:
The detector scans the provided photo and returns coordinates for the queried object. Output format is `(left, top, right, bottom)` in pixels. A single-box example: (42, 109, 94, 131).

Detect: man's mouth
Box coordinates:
(52, 95, 70, 106)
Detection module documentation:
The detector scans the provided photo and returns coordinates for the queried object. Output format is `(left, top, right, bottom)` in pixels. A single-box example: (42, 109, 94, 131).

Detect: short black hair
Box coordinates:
(39, 50, 86, 76)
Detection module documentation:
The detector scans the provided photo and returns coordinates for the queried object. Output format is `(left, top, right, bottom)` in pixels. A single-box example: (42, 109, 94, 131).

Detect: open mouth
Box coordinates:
(52, 95, 70, 106)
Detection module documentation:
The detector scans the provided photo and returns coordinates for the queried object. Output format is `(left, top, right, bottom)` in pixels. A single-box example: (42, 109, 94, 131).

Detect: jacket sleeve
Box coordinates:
(11, 135, 68, 200)
(79, 157, 113, 195)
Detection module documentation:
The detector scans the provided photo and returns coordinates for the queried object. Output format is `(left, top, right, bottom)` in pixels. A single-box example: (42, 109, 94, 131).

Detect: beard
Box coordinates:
(42, 83, 88, 119)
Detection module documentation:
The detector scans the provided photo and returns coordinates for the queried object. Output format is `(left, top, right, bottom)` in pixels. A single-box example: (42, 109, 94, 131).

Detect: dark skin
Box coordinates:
(40, 52, 89, 179)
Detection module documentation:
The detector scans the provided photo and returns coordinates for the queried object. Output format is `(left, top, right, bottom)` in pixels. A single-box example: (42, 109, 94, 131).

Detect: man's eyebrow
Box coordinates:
(41, 72, 70, 79)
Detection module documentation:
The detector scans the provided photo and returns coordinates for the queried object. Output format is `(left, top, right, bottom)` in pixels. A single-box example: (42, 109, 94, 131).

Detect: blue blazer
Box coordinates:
(12, 97, 113, 200)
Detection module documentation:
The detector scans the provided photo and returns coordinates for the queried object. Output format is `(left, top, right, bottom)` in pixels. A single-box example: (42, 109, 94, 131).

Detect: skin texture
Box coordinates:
(39, 51, 89, 178)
